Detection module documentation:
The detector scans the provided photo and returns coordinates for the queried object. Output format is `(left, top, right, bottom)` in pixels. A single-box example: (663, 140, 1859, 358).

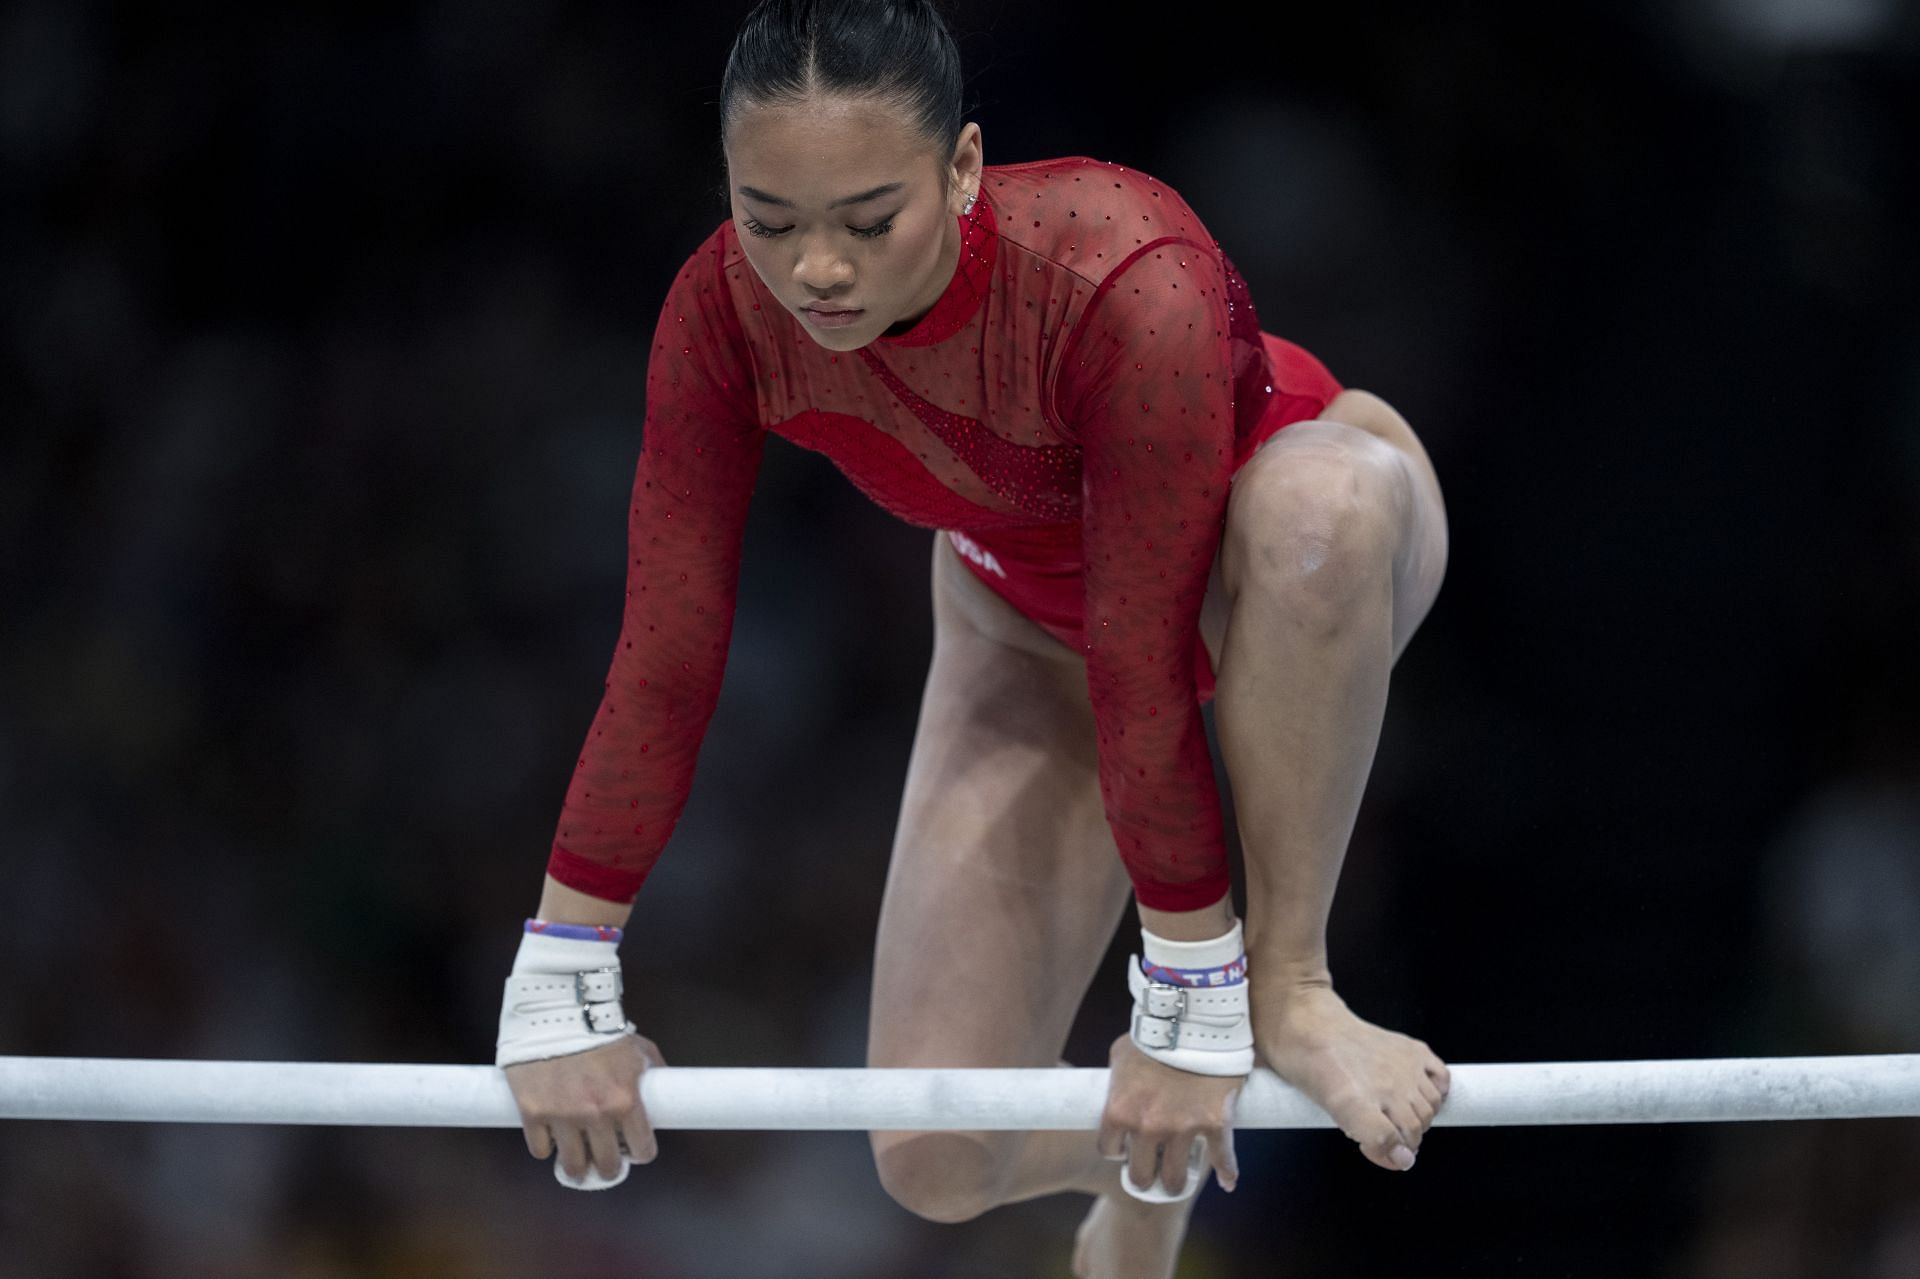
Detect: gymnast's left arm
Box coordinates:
(1063, 244, 1245, 1197)
(1067, 243, 1238, 922)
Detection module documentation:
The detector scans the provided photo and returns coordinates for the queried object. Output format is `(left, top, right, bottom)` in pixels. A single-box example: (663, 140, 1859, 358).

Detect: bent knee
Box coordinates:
(871, 1131, 1007, 1224)
(1223, 422, 1409, 609)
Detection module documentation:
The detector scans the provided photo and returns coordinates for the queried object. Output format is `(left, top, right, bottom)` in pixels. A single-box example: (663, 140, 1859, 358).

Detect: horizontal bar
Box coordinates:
(0, 1055, 1915, 1130)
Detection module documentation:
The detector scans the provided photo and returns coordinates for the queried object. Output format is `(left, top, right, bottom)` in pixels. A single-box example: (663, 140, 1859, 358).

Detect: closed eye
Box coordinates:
(742, 216, 896, 240)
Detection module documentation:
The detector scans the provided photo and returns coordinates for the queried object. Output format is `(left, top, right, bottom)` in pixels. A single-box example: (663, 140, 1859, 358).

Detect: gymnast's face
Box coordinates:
(724, 94, 982, 352)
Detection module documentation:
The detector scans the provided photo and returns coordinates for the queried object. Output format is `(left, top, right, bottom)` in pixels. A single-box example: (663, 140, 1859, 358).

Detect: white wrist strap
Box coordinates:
(1126, 918, 1255, 1078)
(496, 930, 636, 1069)
(1127, 961, 1254, 1074)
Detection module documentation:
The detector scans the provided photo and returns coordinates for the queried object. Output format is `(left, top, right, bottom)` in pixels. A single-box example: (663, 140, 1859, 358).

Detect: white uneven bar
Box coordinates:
(1, 1055, 1917, 1130)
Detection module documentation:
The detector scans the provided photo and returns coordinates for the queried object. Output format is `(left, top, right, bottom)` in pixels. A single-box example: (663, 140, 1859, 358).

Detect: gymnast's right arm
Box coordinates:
(498, 232, 766, 1188)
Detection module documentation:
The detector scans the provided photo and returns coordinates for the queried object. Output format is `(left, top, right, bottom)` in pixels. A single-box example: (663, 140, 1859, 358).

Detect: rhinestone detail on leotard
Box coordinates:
(545, 156, 1346, 915)
(857, 346, 1080, 522)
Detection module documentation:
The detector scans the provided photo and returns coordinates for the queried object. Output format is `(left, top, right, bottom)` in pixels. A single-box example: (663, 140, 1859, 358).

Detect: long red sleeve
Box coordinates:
(1061, 242, 1239, 911)
(545, 233, 766, 902)
(543, 157, 1338, 910)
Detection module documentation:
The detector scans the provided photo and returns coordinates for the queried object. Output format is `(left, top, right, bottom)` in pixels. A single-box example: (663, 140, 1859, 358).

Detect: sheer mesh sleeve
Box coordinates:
(1060, 242, 1238, 911)
(545, 236, 766, 903)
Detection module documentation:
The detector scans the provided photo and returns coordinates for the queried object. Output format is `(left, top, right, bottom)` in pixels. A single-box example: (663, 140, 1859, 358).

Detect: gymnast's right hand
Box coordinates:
(496, 912, 658, 1188)
(504, 1032, 666, 1184)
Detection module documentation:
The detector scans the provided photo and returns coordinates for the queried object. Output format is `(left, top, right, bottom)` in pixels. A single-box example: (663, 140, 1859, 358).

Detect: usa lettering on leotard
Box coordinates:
(947, 531, 1006, 578)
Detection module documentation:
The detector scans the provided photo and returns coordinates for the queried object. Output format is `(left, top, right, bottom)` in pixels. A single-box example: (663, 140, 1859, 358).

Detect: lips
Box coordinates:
(800, 303, 866, 330)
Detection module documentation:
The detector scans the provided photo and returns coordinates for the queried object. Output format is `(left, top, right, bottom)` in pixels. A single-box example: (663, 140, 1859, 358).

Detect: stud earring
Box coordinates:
(962, 190, 977, 215)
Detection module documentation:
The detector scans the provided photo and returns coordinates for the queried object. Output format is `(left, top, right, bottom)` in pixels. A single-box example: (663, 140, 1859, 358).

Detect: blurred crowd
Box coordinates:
(2, 1, 1916, 1275)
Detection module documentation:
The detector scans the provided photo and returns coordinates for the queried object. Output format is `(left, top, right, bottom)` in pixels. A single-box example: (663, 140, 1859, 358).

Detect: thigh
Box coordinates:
(1200, 388, 1450, 671)
(868, 532, 1133, 1075)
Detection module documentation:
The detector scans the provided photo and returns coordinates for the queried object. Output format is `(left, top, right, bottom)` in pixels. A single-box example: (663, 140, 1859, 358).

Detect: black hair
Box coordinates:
(720, 0, 967, 172)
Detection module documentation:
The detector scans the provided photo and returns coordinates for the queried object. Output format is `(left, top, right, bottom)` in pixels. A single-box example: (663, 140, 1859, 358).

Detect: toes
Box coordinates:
(1378, 1139, 1417, 1171)
(1426, 1059, 1451, 1095)
(1418, 1077, 1444, 1109)
(1352, 1109, 1415, 1171)
(1386, 1100, 1426, 1150)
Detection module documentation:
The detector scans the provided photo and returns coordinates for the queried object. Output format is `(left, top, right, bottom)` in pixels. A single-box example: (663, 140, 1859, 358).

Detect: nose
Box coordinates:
(792, 232, 854, 296)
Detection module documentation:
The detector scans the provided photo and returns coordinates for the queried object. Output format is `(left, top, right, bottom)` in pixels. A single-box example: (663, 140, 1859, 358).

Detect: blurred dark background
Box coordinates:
(3, 0, 1917, 1275)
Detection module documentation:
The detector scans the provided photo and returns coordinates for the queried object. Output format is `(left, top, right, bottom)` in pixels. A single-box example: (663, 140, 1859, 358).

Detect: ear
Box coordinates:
(947, 121, 984, 214)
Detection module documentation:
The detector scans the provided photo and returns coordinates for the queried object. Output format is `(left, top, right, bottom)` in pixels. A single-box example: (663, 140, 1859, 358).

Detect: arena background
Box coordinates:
(3, 1, 1917, 1275)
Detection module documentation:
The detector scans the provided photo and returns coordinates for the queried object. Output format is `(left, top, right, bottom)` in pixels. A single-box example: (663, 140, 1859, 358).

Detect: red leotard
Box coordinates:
(548, 156, 1343, 912)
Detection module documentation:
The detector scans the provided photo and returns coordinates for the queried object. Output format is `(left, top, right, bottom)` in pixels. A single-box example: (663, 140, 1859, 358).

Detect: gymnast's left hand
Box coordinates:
(1097, 1034, 1243, 1197)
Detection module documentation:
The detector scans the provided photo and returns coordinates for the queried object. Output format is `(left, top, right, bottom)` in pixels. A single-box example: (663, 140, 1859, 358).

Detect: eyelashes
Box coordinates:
(742, 217, 895, 240)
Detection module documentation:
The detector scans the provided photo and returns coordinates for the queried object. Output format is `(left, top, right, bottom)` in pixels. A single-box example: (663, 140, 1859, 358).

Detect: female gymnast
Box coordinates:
(495, 1, 1452, 1273)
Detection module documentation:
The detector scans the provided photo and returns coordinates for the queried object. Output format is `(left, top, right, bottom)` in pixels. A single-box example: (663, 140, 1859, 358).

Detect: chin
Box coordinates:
(800, 321, 880, 351)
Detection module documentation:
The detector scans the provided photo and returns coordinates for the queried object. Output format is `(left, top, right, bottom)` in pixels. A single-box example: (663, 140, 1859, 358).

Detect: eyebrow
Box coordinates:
(736, 181, 905, 210)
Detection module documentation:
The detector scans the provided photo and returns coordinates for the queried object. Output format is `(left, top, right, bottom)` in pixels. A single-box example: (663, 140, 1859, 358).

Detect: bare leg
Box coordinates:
(870, 385, 1450, 1267)
(867, 535, 1198, 1278)
(1190, 390, 1455, 1171)
(869, 531, 1127, 1214)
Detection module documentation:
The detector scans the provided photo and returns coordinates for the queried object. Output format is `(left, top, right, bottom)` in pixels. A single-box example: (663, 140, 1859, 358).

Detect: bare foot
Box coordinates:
(1071, 1188, 1199, 1279)
(1255, 984, 1450, 1171)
